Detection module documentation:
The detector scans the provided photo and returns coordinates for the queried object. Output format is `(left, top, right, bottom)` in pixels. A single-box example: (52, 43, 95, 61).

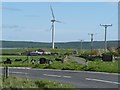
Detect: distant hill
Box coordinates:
(0, 40, 119, 49)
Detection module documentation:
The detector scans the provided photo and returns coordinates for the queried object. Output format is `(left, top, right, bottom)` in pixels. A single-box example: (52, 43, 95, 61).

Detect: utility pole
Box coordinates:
(80, 40, 83, 50)
(88, 33, 96, 52)
(100, 24, 112, 52)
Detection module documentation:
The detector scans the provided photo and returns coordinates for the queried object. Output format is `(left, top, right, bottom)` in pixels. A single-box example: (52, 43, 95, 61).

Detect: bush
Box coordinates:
(81, 50, 100, 56)
(15, 59, 22, 62)
(102, 52, 119, 56)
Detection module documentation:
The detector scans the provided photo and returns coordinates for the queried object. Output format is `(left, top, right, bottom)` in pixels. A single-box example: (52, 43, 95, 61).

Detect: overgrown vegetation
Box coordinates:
(102, 52, 119, 56)
(86, 60, 119, 73)
(0, 76, 74, 89)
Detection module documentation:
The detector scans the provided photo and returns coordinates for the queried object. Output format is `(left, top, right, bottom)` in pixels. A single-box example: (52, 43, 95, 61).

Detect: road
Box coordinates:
(1, 67, 120, 88)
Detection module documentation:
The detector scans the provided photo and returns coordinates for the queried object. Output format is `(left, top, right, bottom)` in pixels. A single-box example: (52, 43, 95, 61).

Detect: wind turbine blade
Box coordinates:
(44, 25, 52, 32)
(45, 28, 51, 32)
(55, 20, 65, 24)
(55, 20, 62, 23)
(50, 5, 55, 20)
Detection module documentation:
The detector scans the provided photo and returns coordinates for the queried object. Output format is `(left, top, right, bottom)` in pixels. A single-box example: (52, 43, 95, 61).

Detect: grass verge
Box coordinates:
(1, 55, 120, 73)
(0, 76, 74, 89)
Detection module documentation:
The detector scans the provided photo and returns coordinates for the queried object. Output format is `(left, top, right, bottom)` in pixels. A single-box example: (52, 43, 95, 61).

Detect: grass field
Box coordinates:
(87, 60, 119, 73)
(0, 55, 119, 73)
(1, 48, 74, 55)
(0, 76, 74, 89)
(0, 48, 120, 73)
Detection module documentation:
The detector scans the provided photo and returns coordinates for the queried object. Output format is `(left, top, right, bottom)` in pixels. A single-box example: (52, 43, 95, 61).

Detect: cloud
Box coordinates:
(2, 25, 25, 31)
(2, 25, 19, 29)
(25, 15, 41, 18)
(2, 7, 21, 11)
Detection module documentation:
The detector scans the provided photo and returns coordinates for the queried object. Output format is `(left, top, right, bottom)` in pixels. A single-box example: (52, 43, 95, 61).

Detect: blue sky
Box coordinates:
(1, 2, 118, 42)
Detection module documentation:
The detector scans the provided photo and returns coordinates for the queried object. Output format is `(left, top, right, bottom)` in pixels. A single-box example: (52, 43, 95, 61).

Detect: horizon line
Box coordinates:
(0, 39, 119, 43)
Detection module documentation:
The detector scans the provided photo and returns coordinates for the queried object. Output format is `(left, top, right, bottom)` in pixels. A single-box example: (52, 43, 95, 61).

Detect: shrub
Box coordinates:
(102, 52, 119, 56)
(15, 59, 22, 62)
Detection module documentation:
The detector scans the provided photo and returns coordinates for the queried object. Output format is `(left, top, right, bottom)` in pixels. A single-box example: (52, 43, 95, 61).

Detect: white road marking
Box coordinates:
(0, 67, 31, 69)
(9, 67, 31, 69)
(43, 74, 71, 78)
(86, 78, 120, 85)
(63, 76, 71, 78)
(43, 74, 61, 77)
(10, 71, 28, 74)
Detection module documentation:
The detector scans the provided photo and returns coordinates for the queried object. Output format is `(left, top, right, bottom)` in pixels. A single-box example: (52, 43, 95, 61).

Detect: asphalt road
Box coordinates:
(1, 67, 120, 88)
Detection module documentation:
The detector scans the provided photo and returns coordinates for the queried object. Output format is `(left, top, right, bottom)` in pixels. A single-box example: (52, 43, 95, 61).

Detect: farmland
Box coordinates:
(1, 2, 119, 89)
(0, 47, 120, 73)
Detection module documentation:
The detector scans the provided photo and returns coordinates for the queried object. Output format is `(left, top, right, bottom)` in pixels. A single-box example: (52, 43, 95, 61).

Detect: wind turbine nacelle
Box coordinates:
(51, 20, 55, 22)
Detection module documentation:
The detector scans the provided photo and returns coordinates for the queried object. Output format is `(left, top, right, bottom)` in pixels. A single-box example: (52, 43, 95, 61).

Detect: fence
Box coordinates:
(3, 66, 9, 81)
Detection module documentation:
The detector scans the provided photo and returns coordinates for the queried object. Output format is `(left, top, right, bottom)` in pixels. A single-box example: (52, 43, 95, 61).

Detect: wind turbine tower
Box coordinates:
(50, 6, 62, 49)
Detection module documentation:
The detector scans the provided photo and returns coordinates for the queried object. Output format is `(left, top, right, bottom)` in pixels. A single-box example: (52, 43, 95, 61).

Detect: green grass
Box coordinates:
(32, 60, 84, 70)
(49, 48, 73, 54)
(86, 60, 119, 73)
(0, 55, 63, 67)
(1, 55, 119, 73)
(32, 59, 120, 73)
(0, 76, 74, 89)
(0, 55, 63, 64)
(1, 48, 33, 56)
(1, 55, 84, 70)
(1, 48, 74, 55)
(1, 47, 119, 73)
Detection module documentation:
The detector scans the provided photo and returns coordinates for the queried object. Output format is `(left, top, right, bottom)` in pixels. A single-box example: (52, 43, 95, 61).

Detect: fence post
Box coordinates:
(3, 67, 5, 82)
(5, 66, 9, 78)
(3, 66, 9, 79)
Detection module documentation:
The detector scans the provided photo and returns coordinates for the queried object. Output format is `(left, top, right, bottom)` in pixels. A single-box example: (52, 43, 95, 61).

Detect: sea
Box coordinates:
(0, 48, 20, 50)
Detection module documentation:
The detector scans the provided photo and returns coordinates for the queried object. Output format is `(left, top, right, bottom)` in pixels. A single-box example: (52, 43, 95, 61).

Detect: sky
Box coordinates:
(1, 1, 118, 42)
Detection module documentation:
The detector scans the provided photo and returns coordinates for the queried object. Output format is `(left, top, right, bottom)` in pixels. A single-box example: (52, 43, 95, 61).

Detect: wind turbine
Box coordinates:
(50, 6, 62, 49)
